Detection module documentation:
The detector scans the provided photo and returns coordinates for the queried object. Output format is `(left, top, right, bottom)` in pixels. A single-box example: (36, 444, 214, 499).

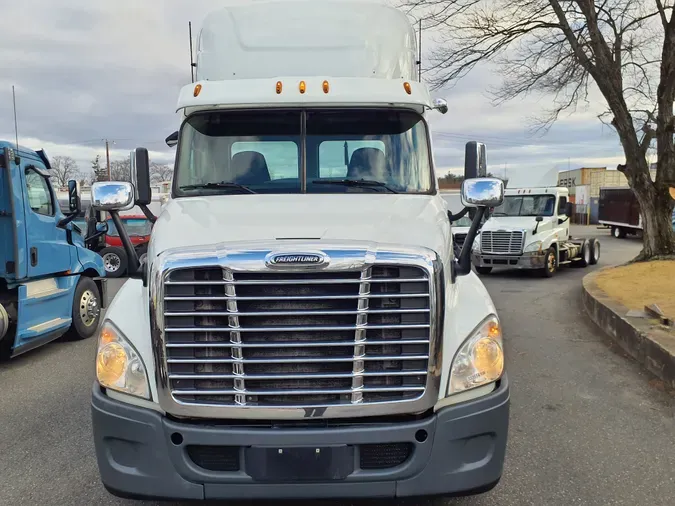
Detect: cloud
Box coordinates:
(0, 0, 628, 180)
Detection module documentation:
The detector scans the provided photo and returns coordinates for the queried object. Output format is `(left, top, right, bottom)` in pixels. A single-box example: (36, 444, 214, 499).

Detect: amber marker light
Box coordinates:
(276, 81, 283, 94)
(403, 82, 412, 94)
(193, 84, 202, 97)
(299, 80, 307, 94)
(322, 80, 330, 93)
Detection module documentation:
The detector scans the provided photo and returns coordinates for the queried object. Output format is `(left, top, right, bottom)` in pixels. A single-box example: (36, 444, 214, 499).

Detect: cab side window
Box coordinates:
(558, 196, 568, 216)
(25, 168, 54, 216)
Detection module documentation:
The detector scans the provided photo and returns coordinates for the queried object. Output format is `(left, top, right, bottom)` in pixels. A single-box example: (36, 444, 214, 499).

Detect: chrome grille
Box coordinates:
(162, 265, 431, 409)
(480, 231, 525, 254)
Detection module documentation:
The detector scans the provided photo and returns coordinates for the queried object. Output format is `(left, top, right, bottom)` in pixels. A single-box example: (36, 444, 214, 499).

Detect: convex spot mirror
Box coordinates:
(91, 181, 134, 211)
(433, 98, 448, 115)
(461, 178, 505, 208)
(67, 179, 81, 213)
(96, 221, 109, 234)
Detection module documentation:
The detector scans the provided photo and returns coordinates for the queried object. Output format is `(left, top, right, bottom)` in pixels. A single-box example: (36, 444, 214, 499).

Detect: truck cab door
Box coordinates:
(22, 165, 72, 278)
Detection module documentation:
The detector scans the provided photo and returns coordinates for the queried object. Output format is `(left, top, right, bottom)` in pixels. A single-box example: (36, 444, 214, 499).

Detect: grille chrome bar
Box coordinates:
(174, 386, 426, 396)
(165, 324, 430, 333)
(165, 278, 427, 286)
(165, 293, 430, 301)
(166, 339, 430, 348)
(165, 308, 430, 317)
(169, 370, 428, 380)
(167, 355, 429, 364)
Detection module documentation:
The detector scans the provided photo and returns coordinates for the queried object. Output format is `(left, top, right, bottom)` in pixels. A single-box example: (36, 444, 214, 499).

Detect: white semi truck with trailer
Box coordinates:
(471, 185, 601, 277)
(90, 1, 509, 501)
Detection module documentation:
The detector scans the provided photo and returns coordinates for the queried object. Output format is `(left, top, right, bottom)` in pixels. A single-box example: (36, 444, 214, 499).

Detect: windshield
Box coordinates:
(174, 109, 432, 195)
(452, 216, 472, 227)
(492, 195, 556, 217)
(106, 218, 152, 237)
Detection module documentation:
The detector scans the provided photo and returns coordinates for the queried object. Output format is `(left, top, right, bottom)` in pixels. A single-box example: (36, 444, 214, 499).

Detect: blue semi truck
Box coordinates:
(0, 141, 108, 358)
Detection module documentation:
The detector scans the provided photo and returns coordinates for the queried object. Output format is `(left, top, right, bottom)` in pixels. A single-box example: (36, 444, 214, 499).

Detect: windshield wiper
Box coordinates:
(179, 182, 257, 194)
(313, 179, 399, 194)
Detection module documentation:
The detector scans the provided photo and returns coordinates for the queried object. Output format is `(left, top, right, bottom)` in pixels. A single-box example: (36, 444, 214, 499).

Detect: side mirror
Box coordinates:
(96, 221, 109, 234)
(432, 98, 448, 115)
(461, 178, 505, 208)
(536, 216, 544, 222)
(565, 202, 573, 218)
(464, 141, 487, 180)
(165, 131, 179, 148)
(130, 148, 152, 206)
(67, 179, 81, 214)
(91, 181, 134, 211)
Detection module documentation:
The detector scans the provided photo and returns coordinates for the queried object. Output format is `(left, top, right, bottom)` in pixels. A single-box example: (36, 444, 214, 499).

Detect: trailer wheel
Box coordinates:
(101, 247, 127, 278)
(476, 266, 492, 275)
(65, 277, 101, 341)
(541, 247, 557, 278)
(589, 238, 600, 265)
(612, 226, 626, 239)
(577, 240, 591, 268)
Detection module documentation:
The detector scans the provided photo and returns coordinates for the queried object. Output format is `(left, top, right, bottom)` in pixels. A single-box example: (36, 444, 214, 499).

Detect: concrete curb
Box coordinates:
(582, 268, 675, 388)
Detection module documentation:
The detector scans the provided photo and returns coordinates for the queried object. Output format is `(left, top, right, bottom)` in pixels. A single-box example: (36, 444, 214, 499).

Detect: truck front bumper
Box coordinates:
(472, 252, 546, 270)
(91, 376, 510, 501)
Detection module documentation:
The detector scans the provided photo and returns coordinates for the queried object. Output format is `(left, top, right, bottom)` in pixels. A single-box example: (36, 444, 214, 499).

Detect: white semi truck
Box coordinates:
(89, 1, 509, 501)
(471, 185, 601, 277)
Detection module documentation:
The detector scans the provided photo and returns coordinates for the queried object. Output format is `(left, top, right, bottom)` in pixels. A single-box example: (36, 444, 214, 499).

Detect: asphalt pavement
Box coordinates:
(1, 226, 674, 505)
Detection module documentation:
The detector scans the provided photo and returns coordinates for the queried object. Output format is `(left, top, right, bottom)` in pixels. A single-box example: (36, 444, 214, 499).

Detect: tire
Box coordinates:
(65, 277, 101, 341)
(541, 247, 557, 278)
(589, 238, 600, 265)
(476, 266, 493, 275)
(101, 247, 128, 278)
(577, 240, 591, 267)
(612, 226, 626, 239)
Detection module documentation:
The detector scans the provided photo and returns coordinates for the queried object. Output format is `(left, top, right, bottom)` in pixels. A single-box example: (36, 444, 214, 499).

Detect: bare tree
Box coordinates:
(110, 159, 131, 182)
(150, 162, 174, 183)
(50, 156, 78, 188)
(78, 170, 96, 186)
(404, 0, 675, 259)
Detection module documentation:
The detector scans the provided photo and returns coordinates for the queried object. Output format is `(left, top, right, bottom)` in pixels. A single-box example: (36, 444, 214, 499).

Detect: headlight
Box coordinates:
(448, 315, 504, 395)
(472, 238, 480, 251)
(96, 320, 150, 399)
(524, 241, 543, 253)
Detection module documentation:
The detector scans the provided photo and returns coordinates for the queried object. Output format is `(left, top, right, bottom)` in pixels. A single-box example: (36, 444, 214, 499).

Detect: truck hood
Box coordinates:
(150, 194, 452, 261)
(481, 216, 548, 232)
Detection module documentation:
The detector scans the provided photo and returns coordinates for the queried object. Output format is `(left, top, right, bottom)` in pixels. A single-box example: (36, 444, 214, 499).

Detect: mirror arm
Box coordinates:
(57, 212, 76, 228)
(448, 207, 470, 222)
(109, 210, 141, 277)
(455, 206, 487, 277)
(138, 204, 157, 224)
(85, 231, 105, 249)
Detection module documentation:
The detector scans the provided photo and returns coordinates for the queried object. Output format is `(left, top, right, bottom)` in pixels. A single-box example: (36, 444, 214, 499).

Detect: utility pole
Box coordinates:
(104, 139, 111, 180)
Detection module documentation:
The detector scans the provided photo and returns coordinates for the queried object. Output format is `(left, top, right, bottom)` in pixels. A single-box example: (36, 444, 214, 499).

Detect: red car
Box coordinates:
(99, 215, 153, 278)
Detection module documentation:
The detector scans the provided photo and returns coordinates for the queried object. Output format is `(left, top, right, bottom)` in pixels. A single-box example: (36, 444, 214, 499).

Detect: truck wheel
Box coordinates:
(541, 247, 557, 277)
(65, 277, 101, 341)
(101, 247, 127, 278)
(589, 238, 600, 265)
(476, 266, 492, 275)
(577, 240, 591, 267)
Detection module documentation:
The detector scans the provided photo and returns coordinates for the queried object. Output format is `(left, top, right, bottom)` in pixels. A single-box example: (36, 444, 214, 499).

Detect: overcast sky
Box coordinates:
(0, 0, 632, 181)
